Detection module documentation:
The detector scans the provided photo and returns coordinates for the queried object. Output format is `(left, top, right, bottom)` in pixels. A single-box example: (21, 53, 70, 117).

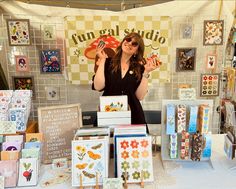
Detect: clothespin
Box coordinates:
(95, 172, 99, 189)
(123, 172, 128, 189)
(140, 170, 144, 188)
(79, 174, 83, 189)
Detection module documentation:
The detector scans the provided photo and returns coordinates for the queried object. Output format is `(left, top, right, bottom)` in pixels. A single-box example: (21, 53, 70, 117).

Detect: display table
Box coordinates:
(11, 134, 236, 189)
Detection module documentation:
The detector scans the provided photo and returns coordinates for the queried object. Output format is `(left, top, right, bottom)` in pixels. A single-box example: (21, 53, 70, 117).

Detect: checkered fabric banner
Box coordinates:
(64, 16, 172, 84)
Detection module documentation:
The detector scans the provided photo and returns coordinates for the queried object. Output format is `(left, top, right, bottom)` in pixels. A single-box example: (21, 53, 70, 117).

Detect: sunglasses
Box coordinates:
(124, 37, 139, 47)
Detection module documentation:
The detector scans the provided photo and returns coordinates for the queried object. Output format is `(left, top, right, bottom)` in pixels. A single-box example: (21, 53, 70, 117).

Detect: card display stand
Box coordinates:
(161, 99, 213, 163)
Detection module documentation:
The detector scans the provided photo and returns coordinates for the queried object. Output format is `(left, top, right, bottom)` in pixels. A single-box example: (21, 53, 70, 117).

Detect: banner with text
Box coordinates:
(64, 16, 171, 84)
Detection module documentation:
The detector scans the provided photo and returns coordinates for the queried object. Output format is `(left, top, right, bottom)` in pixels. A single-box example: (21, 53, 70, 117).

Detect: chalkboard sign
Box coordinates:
(38, 104, 82, 164)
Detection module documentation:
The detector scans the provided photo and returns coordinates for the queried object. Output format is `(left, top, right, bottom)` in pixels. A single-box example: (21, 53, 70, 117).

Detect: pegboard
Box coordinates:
(0, 14, 68, 120)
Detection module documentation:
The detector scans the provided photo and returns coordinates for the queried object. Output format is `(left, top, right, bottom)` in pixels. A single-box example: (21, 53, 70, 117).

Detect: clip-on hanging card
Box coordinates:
(177, 104, 186, 133)
(180, 131, 190, 160)
(198, 105, 210, 134)
(169, 133, 178, 159)
(191, 132, 203, 161)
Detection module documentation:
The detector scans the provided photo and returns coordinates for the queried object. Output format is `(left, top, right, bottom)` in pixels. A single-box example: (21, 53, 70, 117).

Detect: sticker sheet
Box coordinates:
(71, 138, 109, 187)
(116, 136, 153, 183)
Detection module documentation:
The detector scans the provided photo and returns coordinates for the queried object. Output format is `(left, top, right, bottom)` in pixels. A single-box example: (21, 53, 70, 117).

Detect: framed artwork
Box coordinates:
(42, 24, 56, 41)
(40, 49, 61, 73)
(203, 20, 224, 45)
(71, 139, 109, 187)
(45, 86, 60, 101)
(116, 136, 154, 183)
(15, 55, 30, 72)
(6, 19, 31, 46)
(206, 54, 217, 70)
(176, 48, 196, 72)
(200, 74, 220, 97)
(12, 76, 34, 96)
(180, 24, 193, 39)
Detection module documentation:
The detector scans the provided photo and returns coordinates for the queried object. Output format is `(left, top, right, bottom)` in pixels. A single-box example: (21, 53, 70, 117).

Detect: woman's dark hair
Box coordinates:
(111, 32, 146, 80)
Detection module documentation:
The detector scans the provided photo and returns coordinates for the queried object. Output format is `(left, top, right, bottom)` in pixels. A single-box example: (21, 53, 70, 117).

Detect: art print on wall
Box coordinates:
(200, 74, 220, 97)
(203, 20, 224, 45)
(42, 24, 56, 41)
(71, 139, 109, 187)
(12, 76, 34, 96)
(116, 136, 153, 183)
(6, 19, 31, 46)
(45, 86, 60, 101)
(176, 48, 196, 72)
(206, 54, 217, 70)
(15, 55, 30, 72)
(40, 49, 61, 73)
(180, 24, 193, 39)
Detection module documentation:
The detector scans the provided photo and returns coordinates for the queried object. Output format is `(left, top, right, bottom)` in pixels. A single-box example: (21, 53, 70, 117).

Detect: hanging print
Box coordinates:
(203, 20, 224, 45)
(42, 24, 56, 41)
(176, 48, 196, 72)
(206, 54, 217, 70)
(40, 49, 61, 73)
(200, 74, 220, 97)
(15, 55, 30, 72)
(6, 19, 31, 46)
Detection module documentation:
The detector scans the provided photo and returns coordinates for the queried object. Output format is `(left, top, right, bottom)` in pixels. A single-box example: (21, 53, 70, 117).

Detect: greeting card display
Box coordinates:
(15, 55, 30, 72)
(6, 19, 31, 46)
(99, 95, 128, 112)
(0, 160, 18, 187)
(200, 74, 220, 97)
(40, 49, 61, 73)
(116, 136, 153, 183)
(18, 158, 39, 186)
(71, 138, 109, 187)
(203, 20, 224, 45)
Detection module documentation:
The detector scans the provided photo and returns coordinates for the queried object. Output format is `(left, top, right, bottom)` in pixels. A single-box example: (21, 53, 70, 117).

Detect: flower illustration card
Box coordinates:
(0, 160, 18, 187)
(71, 138, 109, 187)
(100, 95, 128, 112)
(18, 158, 38, 186)
(116, 136, 153, 183)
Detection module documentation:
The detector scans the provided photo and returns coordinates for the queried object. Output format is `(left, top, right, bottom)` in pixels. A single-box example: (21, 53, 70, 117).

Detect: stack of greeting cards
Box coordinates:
(72, 128, 110, 187)
(0, 90, 32, 133)
(113, 125, 154, 185)
(97, 95, 131, 126)
(0, 132, 42, 187)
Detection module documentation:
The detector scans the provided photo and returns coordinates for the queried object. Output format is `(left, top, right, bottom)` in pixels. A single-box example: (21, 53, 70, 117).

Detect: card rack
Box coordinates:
(161, 99, 213, 162)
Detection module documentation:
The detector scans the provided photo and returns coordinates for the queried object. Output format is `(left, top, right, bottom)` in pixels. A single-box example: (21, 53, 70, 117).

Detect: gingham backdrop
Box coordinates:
(64, 16, 171, 84)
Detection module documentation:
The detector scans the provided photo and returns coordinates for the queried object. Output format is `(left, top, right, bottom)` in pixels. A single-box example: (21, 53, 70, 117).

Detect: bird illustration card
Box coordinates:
(0, 160, 18, 187)
(116, 136, 153, 183)
(18, 158, 38, 186)
(100, 95, 128, 112)
(71, 138, 109, 187)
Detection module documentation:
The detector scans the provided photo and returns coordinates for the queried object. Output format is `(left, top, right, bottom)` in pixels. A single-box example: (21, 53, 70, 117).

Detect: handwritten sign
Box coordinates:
(38, 104, 82, 164)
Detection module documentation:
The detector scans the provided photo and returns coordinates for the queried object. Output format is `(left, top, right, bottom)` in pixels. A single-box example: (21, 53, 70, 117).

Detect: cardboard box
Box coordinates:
(97, 111, 131, 126)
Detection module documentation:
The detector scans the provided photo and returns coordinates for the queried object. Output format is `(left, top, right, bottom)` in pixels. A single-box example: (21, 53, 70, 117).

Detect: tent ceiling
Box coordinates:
(14, 0, 174, 11)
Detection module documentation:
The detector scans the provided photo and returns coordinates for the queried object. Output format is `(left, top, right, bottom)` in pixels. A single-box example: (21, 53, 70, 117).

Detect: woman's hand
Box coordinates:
(144, 56, 162, 73)
(96, 41, 108, 65)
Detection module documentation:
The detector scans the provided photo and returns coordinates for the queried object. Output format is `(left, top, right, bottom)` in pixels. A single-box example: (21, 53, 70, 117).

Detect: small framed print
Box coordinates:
(12, 76, 34, 96)
(176, 48, 196, 72)
(200, 74, 220, 97)
(6, 19, 31, 46)
(203, 20, 224, 45)
(40, 49, 61, 73)
(42, 24, 56, 41)
(206, 54, 217, 70)
(45, 86, 60, 100)
(180, 24, 193, 39)
(15, 55, 30, 72)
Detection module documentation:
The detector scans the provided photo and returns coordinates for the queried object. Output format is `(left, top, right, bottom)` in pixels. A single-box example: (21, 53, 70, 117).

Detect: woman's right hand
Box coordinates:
(96, 41, 108, 63)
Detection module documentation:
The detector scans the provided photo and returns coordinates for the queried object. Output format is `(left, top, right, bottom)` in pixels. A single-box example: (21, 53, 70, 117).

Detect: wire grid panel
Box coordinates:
(0, 14, 68, 120)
